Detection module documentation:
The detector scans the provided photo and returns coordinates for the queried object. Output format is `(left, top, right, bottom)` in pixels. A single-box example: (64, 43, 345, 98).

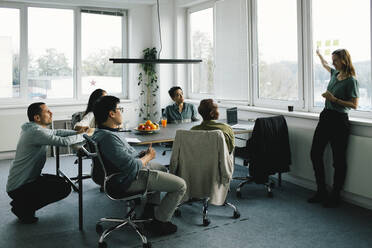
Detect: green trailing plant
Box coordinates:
(138, 47, 159, 121)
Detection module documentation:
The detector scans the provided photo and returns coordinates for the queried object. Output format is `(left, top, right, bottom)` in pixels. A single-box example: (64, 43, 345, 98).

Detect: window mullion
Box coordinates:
(122, 10, 128, 99)
(20, 5, 28, 101)
(251, 0, 258, 106)
(75, 8, 81, 100)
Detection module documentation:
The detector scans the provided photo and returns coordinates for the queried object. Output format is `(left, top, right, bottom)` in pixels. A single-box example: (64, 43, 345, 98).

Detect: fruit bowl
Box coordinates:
(135, 120, 160, 134)
(134, 127, 160, 134)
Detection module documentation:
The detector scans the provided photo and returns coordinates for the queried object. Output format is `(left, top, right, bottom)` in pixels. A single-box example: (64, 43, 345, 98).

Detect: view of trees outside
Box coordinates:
(0, 8, 20, 98)
(257, 0, 299, 101)
(28, 7, 74, 99)
(259, 61, 298, 101)
(190, 8, 214, 95)
(33, 48, 72, 76)
(313, 0, 371, 111)
(81, 12, 122, 95)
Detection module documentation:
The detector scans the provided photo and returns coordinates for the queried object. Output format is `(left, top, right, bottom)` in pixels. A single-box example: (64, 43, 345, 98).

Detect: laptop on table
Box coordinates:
(226, 107, 254, 130)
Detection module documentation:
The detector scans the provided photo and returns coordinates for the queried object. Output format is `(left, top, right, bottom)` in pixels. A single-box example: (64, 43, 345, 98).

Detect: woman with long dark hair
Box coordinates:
(308, 49, 359, 208)
(74, 89, 107, 131)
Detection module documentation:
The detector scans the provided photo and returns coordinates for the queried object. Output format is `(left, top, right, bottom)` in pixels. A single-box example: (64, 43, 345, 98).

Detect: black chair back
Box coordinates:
(82, 134, 146, 200)
(83, 134, 106, 187)
(248, 115, 291, 183)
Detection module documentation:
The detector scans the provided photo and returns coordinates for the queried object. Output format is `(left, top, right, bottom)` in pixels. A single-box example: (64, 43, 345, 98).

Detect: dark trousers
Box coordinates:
(310, 109, 350, 192)
(8, 174, 71, 215)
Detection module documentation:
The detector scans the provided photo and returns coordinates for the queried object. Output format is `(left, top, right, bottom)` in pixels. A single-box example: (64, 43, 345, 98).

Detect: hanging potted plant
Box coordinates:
(138, 47, 159, 122)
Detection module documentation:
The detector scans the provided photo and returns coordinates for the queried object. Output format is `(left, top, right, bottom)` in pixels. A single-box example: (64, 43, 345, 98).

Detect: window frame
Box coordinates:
(0, 3, 25, 104)
(184, 0, 372, 119)
(0, 2, 128, 105)
(251, 0, 305, 110)
(307, 0, 372, 118)
(187, 1, 215, 100)
(79, 8, 128, 99)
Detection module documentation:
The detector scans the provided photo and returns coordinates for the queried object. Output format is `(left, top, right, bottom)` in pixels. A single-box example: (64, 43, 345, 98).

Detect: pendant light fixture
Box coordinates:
(110, 0, 202, 64)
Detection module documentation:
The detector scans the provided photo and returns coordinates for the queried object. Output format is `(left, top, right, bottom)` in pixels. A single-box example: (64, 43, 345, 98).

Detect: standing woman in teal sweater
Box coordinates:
(308, 49, 359, 208)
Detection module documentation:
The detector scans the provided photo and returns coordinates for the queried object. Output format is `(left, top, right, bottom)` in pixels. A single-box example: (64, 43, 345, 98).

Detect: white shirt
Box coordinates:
(74, 112, 95, 128)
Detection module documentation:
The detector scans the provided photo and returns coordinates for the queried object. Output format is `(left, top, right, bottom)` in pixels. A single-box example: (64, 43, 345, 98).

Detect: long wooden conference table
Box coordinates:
(55, 120, 254, 230)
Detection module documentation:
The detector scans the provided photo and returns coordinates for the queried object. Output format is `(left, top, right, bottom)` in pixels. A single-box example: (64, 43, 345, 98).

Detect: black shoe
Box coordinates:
(307, 191, 328, 203)
(323, 192, 341, 208)
(144, 218, 177, 235)
(11, 208, 38, 224)
(141, 204, 155, 219)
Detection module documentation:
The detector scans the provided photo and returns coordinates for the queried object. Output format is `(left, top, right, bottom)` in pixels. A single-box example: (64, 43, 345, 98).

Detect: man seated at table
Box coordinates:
(164, 86, 198, 123)
(92, 95, 186, 235)
(191, 99, 235, 154)
(6, 102, 94, 224)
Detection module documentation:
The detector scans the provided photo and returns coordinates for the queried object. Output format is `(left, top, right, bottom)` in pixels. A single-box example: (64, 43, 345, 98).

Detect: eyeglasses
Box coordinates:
(116, 107, 124, 113)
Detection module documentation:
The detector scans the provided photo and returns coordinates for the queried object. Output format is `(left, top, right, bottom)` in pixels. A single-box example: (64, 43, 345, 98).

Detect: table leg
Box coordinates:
(78, 153, 83, 230)
(56, 146, 60, 176)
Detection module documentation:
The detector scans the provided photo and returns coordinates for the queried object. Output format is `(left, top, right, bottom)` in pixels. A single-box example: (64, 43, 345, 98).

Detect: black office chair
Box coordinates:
(170, 130, 240, 226)
(82, 134, 152, 248)
(234, 115, 291, 198)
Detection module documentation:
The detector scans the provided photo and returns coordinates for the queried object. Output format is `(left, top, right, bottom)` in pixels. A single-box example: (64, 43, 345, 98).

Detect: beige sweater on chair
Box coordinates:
(169, 130, 234, 205)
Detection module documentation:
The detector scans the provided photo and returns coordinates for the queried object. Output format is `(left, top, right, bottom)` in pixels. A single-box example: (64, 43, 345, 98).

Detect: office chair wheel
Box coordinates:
(267, 191, 273, 198)
(143, 242, 152, 248)
(174, 209, 181, 217)
(96, 223, 103, 234)
(98, 241, 107, 248)
(203, 218, 211, 226)
(236, 191, 242, 198)
(233, 210, 240, 219)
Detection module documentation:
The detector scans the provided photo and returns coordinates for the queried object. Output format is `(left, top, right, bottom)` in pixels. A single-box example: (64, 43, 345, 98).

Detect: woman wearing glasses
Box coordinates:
(308, 49, 359, 208)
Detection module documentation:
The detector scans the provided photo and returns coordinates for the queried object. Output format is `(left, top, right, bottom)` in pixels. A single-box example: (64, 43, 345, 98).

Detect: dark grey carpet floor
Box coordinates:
(1, 145, 372, 248)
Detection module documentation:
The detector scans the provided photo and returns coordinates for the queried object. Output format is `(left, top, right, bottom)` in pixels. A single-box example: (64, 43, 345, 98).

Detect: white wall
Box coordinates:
(154, 0, 178, 109)
(230, 108, 372, 209)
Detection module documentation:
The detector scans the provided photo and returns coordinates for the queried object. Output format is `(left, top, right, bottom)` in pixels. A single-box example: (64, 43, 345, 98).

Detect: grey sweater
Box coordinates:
(92, 128, 143, 191)
(6, 122, 85, 192)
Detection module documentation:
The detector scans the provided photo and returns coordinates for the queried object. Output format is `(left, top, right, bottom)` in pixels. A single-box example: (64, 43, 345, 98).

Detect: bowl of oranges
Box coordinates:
(134, 120, 160, 134)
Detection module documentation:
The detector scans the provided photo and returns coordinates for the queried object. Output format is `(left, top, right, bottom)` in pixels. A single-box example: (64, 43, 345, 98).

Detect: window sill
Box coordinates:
(185, 99, 372, 128)
(0, 98, 133, 110)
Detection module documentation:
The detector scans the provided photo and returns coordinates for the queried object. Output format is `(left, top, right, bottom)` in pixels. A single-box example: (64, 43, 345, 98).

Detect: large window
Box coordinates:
(186, 0, 372, 117)
(0, 8, 20, 98)
(0, 3, 127, 102)
(255, 0, 300, 104)
(81, 10, 123, 96)
(189, 7, 214, 95)
(28, 7, 74, 99)
(188, 0, 248, 101)
(313, 0, 371, 111)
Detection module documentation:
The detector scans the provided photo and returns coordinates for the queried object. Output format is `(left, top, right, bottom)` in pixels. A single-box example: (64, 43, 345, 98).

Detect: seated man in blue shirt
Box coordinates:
(92, 96, 186, 235)
(164, 86, 198, 123)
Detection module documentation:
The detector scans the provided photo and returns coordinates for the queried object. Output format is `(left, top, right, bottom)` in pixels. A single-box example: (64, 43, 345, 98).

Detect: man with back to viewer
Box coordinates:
(191, 98, 235, 154)
(6, 102, 94, 224)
